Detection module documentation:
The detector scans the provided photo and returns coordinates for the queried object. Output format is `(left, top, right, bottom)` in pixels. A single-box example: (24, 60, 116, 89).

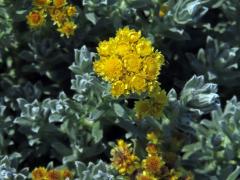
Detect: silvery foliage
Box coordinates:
(75, 160, 115, 180)
(0, 155, 29, 180)
(183, 97, 240, 180)
(187, 37, 240, 88)
(165, 75, 220, 133)
(12, 46, 108, 165)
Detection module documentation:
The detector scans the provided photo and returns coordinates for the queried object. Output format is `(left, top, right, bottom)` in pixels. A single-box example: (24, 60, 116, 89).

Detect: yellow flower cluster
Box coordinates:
(110, 139, 140, 175)
(134, 87, 168, 119)
(93, 27, 165, 97)
(110, 132, 194, 180)
(31, 167, 73, 180)
(26, 0, 77, 38)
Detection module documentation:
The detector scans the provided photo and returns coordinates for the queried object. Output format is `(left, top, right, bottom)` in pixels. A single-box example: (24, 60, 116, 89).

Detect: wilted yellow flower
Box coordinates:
(47, 169, 61, 180)
(53, 0, 67, 8)
(111, 139, 140, 175)
(148, 88, 168, 118)
(57, 21, 77, 38)
(134, 99, 151, 119)
(33, 0, 51, 7)
(26, 10, 46, 28)
(134, 88, 167, 119)
(66, 5, 77, 17)
(94, 27, 165, 97)
(32, 167, 48, 180)
(136, 171, 157, 180)
(142, 155, 165, 175)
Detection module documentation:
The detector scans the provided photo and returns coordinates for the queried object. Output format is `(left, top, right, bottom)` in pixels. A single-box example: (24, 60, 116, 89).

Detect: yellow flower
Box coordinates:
(147, 132, 158, 145)
(131, 75, 147, 93)
(97, 38, 115, 57)
(136, 38, 153, 57)
(94, 56, 123, 82)
(49, 8, 67, 26)
(57, 21, 77, 38)
(32, 167, 48, 180)
(26, 10, 46, 28)
(66, 5, 77, 17)
(110, 139, 140, 175)
(124, 54, 142, 73)
(94, 27, 165, 97)
(142, 155, 165, 175)
(111, 81, 126, 97)
(143, 53, 164, 81)
(53, 0, 67, 8)
(33, 0, 51, 7)
(116, 27, 141, 42)
(136, 171, 157, 180)
(115, 41, 131, 56)
(47, 169, 61, 180)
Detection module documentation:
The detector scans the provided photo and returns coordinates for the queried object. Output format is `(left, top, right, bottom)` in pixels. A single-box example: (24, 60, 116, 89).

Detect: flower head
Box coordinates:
(32, 167, 48, 180)
(110, 139, 140, 175)
(134, 88, 167, 119)
(111, 81, 126, 97)
(66, 5, 77, 17)
(26, 10, 46, 28)
(94, 27, 165, 97)
(142, 155, 165, 175)
(49, 8, 67, 26)
(57, 21, 77, 38)
(47, 169, 61, 180)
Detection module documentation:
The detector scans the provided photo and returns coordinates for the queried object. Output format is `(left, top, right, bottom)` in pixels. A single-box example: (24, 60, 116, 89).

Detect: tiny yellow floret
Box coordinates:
(57, 21, 77, 38)
(66, 5, 77, 17)
(26, 10, 46, 28)
(32, 167, 48, 180)
(142, 155, 165, 175)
